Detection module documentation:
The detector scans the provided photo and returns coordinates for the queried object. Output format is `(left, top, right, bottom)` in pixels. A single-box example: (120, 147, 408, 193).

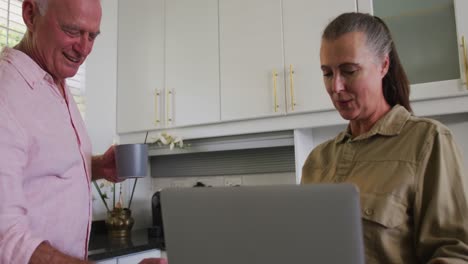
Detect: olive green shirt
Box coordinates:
(302, 105, 468, 263)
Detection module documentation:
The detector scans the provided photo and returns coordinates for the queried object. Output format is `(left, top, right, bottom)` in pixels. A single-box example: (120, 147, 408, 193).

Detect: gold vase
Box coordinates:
(106, 208, 135, 238)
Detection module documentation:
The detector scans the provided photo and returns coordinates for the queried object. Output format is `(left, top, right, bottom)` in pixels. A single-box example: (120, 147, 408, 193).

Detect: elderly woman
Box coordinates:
(302, 12, 468, 263)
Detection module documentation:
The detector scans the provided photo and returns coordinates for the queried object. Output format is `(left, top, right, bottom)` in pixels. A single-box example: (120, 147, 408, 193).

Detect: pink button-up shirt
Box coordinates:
(0, 48, 92, 263)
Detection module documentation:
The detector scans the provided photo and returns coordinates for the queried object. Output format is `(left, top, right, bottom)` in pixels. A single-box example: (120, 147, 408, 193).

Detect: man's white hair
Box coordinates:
(36, 0, 49, 16)
(34, 0, 101, 16)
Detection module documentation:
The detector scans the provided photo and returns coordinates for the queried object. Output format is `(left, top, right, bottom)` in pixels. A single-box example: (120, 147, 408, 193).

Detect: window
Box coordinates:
(0, 0, 87, 120)
(0, 0, 24, 49)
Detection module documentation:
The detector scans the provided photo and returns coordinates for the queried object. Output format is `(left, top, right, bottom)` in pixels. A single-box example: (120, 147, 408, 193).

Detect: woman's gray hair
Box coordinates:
(322, 12, 391, 61)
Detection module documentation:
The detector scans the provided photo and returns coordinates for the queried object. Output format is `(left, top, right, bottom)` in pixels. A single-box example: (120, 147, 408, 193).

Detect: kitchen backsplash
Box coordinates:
(92, 172, 296, 230)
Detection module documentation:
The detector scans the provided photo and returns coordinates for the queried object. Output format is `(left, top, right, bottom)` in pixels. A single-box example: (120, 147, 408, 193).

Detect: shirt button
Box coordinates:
(364, 208, 374, 216)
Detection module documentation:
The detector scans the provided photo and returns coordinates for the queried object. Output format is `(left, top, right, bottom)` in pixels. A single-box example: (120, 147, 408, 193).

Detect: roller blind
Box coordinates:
(0, 0, 87, 119)
(150, 146, 296, 178)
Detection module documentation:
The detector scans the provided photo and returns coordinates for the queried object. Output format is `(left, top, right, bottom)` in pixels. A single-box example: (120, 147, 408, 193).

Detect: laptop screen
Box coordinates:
(161, 184, 364, 264)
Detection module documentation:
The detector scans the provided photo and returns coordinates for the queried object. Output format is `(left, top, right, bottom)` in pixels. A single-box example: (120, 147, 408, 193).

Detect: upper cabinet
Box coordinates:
(117, 0, 220, 134)
(455, 0, 468, 87)
(282, 0, 357, 114)
(117, 1, 468, 136)
(117, 0, 164, 133)
(165, 0, 220, 127)
(219, 0, 285, 121)
(358, 0, 468, 101)
(219, 0, 357, 121)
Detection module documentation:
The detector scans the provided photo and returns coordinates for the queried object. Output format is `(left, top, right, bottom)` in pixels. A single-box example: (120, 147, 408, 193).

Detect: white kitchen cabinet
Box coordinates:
(452, 0, 467, 92)
(165, 0, 220, 127)
(116, 0, 468, 138)
(282, 0, 357, 113)
(117, 249, 161, 264)
(117, 0, 165, 133)
(117, 0, 220, 133)
(95, 259, 117, 264)
(93, 249, 161, 264)
(357, 0, 468, 102)
(219, 0, 357, 122)
(219, 0, 286, 121)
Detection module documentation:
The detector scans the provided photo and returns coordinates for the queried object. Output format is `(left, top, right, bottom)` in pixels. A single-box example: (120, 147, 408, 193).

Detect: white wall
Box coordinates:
(85, 0, 118, 155)
(85, 0, 118, 220)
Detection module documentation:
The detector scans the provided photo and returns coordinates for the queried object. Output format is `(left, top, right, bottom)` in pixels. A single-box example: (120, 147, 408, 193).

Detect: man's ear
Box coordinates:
(22, 0, 39, 32)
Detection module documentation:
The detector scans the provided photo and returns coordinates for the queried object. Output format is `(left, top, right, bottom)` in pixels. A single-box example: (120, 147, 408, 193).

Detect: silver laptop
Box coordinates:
(161, 184, 365, 264)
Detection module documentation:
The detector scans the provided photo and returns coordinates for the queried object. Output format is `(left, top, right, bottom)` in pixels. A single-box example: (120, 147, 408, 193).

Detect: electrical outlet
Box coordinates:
(224, 177, 242, 187)
(171, 179, 191, 188)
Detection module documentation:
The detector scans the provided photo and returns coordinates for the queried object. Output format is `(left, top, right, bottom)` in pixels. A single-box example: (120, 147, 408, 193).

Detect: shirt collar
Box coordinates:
(1, 47, 54, 89)
(335, 105, 411, 143)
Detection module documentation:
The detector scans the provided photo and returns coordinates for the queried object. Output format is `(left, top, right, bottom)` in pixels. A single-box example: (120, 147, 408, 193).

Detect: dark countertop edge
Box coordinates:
(87, 223, 165, 261)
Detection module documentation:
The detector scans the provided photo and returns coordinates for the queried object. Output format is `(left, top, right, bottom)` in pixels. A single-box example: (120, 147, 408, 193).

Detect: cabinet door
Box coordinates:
(283, 0, 357, 113)
(219, 0, 285, 121)
(95, 259, 117, 264)
(359, 0, 468, 101)
(117, 249, 161, 264)
(454, 0, 468, 88)
(165, 0, 220, 127)
(117, 0, 165, 133)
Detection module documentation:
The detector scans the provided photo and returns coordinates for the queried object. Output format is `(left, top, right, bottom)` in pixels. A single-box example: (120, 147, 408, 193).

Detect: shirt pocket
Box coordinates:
(360, 193, 407, 228)
(302, 165, 335, 183)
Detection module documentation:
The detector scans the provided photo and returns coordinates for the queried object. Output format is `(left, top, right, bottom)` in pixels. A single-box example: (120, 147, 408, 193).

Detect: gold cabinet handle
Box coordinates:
(462, 36, 468, 88)
(289, 64, 296, 111)
(154, 89, 160, 125)
(273, 70, 279, 112)
(166, 89, 173, 125)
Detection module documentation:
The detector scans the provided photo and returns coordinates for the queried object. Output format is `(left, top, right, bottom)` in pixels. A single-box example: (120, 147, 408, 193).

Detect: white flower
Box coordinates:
(174, 137, 183, 148)
(150, 132, 186, 150)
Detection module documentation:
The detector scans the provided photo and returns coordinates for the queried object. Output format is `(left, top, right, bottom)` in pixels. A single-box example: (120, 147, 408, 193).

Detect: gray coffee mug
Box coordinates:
(115, 143, 148, 179)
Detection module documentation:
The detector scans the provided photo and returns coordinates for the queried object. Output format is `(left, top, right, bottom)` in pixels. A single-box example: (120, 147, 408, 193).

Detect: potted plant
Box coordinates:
(94, 180, 135, 238)
(93, 132, 186, 238)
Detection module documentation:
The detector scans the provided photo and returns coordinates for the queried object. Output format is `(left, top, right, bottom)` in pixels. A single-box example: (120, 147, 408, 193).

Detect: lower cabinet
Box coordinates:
(95, 259, 117, 264)
(95, 249, 162, 264)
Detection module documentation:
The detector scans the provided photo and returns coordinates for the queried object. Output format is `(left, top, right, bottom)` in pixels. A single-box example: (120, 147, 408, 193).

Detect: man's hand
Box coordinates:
(30, 242, 91, 264)
(91, 145, 121, 182)
(139, 258, 168, 264)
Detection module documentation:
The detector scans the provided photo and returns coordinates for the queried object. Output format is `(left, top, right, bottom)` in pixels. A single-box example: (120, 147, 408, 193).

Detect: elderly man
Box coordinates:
(0, 0, 119, 263)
